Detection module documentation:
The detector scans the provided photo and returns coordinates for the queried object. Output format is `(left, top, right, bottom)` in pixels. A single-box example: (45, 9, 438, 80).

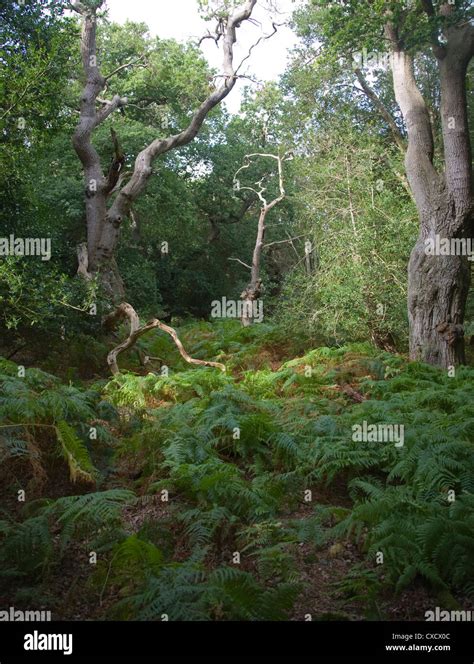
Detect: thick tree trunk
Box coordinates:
(386, 12, 474, 367)
(408, 237, 470, 365)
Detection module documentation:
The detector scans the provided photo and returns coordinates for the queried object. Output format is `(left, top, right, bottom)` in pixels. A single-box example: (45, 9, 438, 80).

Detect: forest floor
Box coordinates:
(1, 320, 473, 620)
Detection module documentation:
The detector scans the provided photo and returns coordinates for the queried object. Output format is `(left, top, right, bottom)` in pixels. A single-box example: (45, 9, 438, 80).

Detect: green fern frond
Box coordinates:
(55, 420, 97, 483)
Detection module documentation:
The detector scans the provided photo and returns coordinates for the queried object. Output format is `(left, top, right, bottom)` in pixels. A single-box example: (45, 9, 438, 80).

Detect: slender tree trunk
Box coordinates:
(241, 208, 266, 326)
(233, 152, 286, 326)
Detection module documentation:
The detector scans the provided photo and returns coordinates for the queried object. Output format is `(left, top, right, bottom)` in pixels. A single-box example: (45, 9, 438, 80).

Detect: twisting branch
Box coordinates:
(235, 21, 282, 74)
(228, 257, 252, 270)
(72, 0, 263, 284)
(105, 303, 226, 375)
(233, 152, 286, 209)
(197, 16, 226, 47)
(104, 0, 260, 255)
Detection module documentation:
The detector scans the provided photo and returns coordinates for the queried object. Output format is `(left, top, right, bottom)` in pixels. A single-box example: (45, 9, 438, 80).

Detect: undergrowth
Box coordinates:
(1, 321, 473, 619)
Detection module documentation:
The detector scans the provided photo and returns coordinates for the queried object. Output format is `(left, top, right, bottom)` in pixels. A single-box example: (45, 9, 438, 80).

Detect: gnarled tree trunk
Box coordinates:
(71, 0, 258, 305)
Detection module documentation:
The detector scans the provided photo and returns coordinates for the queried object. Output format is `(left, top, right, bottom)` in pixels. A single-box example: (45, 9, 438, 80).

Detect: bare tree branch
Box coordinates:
(263, 234, 305, 249)
(100, 0, 260, 267)
(228, 257, 252, 270)
(235, 21, 282, 74)
(105, 303, 226, 375)
(232, 152, 288, 325)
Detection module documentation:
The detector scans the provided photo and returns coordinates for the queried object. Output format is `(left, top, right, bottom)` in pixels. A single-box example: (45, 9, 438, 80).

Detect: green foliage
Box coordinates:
(0, 489, 135, 583)
(297, 362, 474, 599)
(0, 512, 53, 578)
(0, 360, 117, 490)
(276, 124, 415, 348)
(1, 322, 473, 618)
(53, 490, 136, 552)
(112, 556, 299, 621)
(55, 420, 97, 484)
(1, 0, 473, 624)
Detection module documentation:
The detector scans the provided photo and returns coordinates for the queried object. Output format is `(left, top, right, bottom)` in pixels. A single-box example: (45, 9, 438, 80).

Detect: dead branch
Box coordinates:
(228, 257, 252, 270)
(105, 303, 226, 375)
(235, 21, 282, 74)
(263, 234, 305, 249)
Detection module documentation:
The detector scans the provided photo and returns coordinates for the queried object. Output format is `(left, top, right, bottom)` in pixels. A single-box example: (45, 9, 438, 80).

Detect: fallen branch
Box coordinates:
(105, 303, 226, 375)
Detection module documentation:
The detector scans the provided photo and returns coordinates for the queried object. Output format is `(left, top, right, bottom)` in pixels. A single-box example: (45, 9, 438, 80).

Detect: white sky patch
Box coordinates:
(105, 0, 300, 113)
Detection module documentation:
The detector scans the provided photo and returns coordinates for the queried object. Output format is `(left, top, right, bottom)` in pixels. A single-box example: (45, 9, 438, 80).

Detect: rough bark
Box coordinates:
(71, 2, 128, 300)
(97, 0, 258, 272)
(408, 241, 469, 365)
